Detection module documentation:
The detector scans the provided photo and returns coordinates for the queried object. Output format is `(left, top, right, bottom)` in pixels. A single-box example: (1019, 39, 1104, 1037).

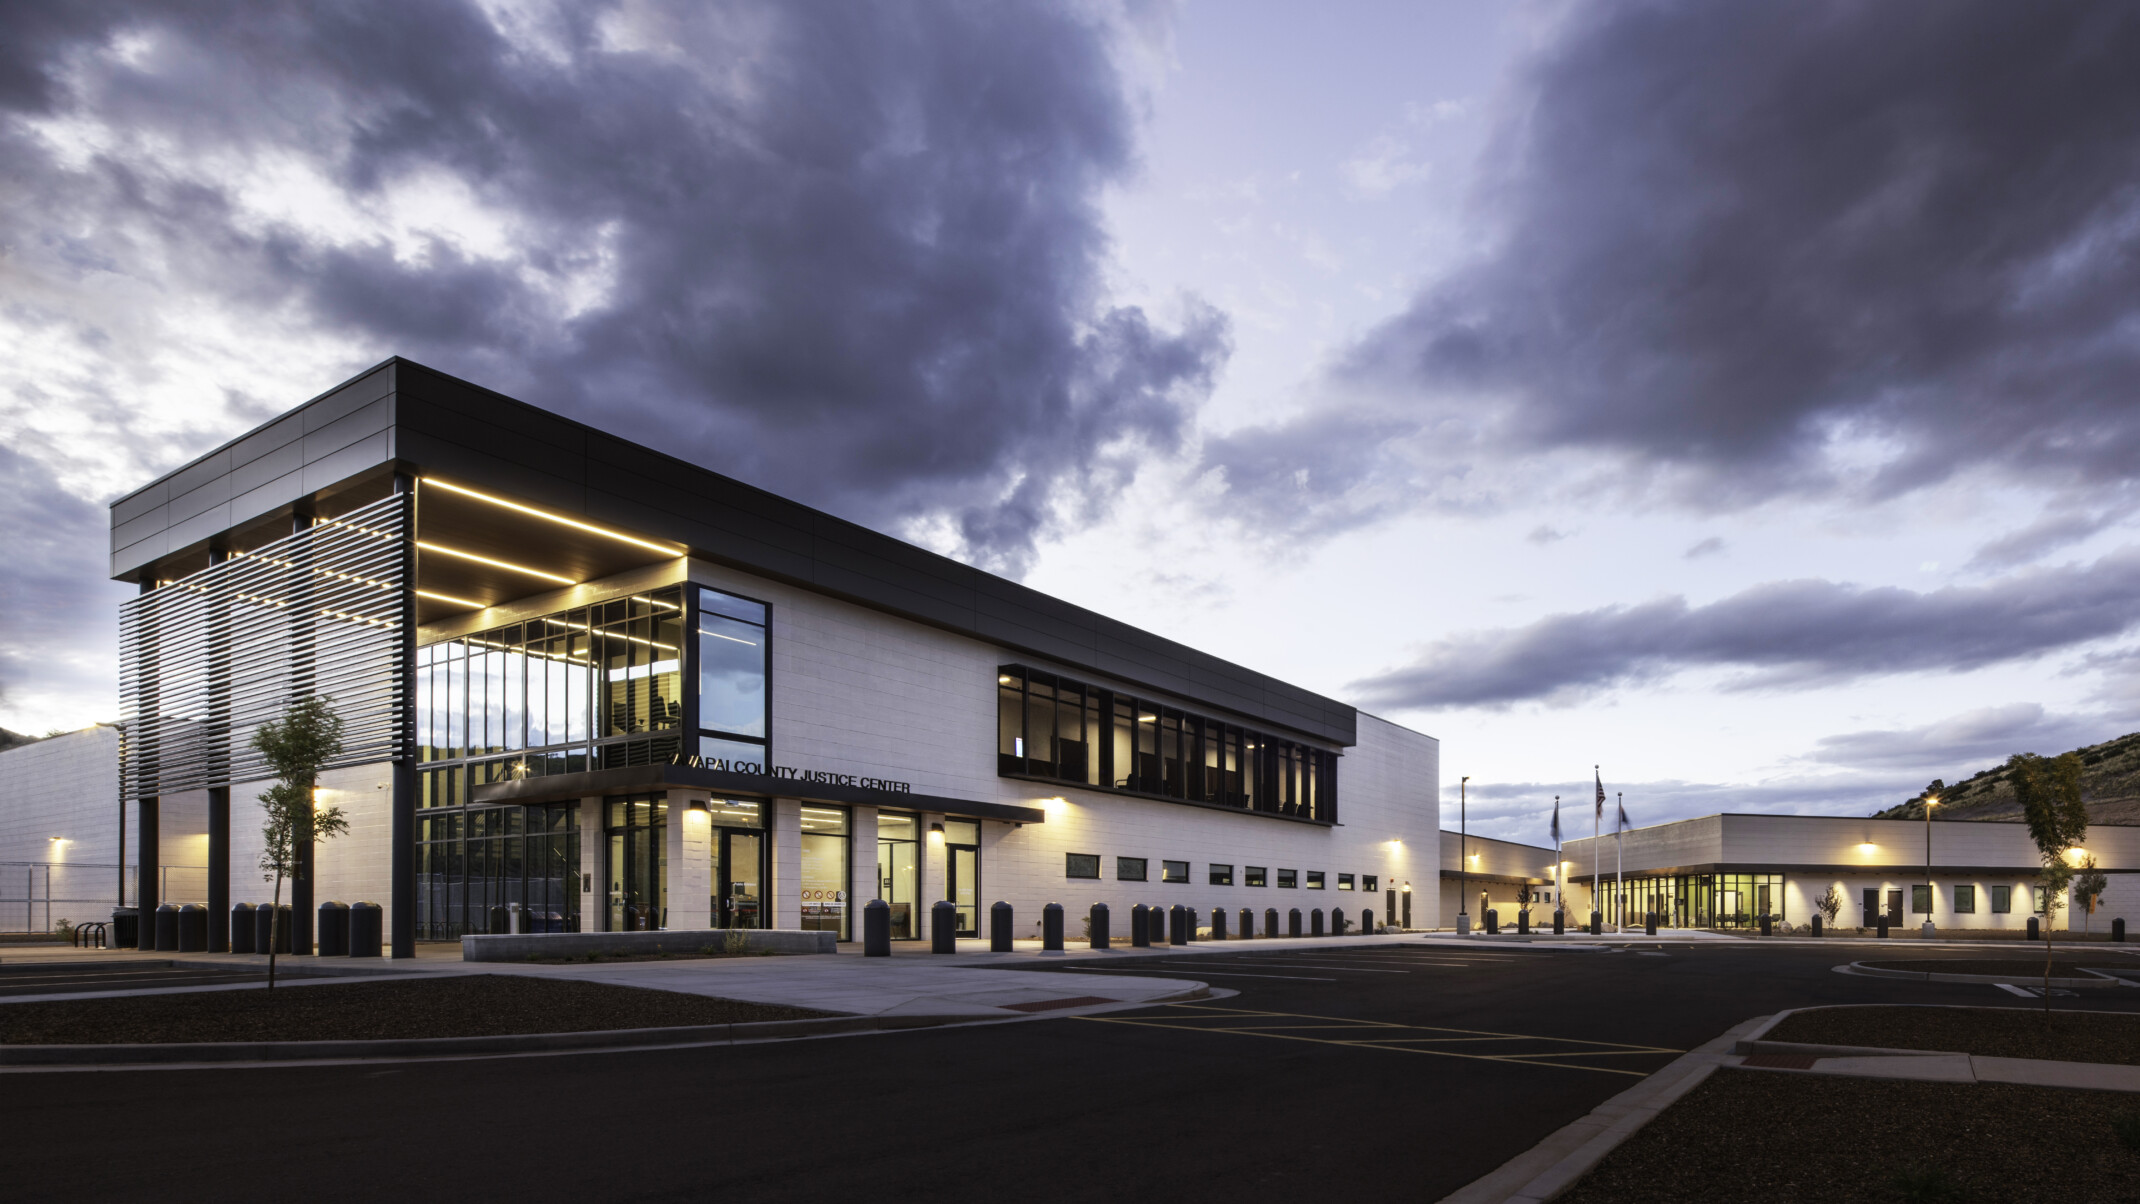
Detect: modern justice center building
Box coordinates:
(111, 359, 1440, 955)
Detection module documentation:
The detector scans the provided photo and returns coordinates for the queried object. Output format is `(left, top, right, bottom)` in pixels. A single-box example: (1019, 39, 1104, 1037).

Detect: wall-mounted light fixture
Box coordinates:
(686, 797, 708, 812)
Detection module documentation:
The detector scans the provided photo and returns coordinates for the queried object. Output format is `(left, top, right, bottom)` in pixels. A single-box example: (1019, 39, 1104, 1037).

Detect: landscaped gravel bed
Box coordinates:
(0, 975, 836, 1044)
(1766, 1005, 2140, 1064)
(1859, 958, 2128, 978)
(1563, 1068, 2140, 1203)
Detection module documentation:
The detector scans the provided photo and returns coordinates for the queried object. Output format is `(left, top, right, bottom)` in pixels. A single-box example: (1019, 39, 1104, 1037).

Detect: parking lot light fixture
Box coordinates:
(1923, 795, 1938, 936)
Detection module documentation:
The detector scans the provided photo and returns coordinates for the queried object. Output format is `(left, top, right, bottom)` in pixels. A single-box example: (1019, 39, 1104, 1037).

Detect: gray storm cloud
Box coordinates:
(1, 0, 1226, 576)
(1352, 549, 2140, 710)
(1205, 1, 2140, 532)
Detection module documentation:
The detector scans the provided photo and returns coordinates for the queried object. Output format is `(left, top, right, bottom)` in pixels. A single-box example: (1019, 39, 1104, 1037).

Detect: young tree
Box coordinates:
(2009, 751, 2086, 1018)
(1816, 885, 1843, 928)
(251, 696, 350, 989)
(2074, 857, 2108, 935)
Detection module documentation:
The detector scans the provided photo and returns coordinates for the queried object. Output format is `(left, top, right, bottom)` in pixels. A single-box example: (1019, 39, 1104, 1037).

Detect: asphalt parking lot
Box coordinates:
(4, 939, 2137, 1202)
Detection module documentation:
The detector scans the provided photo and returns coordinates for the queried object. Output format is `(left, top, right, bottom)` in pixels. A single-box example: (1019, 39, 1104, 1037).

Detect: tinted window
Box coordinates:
(1246, 866, 1267, 887)
(1209, 864, 1234, 886)
(1117, 856, 1148, 882)
(1162, 860, 1189, 884)
(1306, 871, 1325, 890)
(1066, 853, 1100, 880)
(1277, 868, 1297, 889)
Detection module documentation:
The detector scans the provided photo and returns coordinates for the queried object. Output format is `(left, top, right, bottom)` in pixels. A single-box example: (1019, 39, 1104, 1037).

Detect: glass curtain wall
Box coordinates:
(697, 588, 769, 770)
(417, 588, 684, 810)
(877, 813, 919, 939)
(415, 803, 579, 939)
(800, 805, 851, 939)
(1597, 873, 1786, 929)
(997, 665, 1337, 822)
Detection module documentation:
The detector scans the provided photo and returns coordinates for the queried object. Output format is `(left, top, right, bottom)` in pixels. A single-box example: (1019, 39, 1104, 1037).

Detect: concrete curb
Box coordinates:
(1435, 1014, 1771, 1204)
(0, 984, 1212, 1068)
(1839, 961, 2123, 988)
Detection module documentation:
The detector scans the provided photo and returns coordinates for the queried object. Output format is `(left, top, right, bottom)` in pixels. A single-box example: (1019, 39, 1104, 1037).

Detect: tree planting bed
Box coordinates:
(0, 974, 834, 1044)
(1766, 1004, 2140, 1064)
(1563, 1068, 2140, 1203)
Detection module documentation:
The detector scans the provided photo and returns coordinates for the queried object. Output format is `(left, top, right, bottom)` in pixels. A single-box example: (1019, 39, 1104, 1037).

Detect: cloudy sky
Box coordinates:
(7, 1, 2140, 843)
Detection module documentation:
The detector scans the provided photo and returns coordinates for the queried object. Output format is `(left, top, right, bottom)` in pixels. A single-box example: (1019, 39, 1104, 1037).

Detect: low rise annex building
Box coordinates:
(103, 358, 1441, 955)
(1560, 813, 2137, 932)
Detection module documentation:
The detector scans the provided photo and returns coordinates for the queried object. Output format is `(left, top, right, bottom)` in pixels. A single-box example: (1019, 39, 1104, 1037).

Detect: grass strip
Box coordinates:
(1767, 1005, 2140, 1065)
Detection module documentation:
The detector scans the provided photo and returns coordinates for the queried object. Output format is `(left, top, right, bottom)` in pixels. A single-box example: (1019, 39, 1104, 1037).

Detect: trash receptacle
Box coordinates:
(154, 902, 180, 951)
(317, 901, 349, 957)
(348, 901, 383, 957)
(111, 908, 139, 950)
(177, 903, 207, 952)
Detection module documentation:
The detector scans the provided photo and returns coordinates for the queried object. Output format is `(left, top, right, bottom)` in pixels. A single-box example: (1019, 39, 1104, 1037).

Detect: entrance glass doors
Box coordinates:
(945, 820, 979, 937)
(707, 798, 765, 928)
(800, 805, 850, 939)
(877, 813, 919, 939)
(606, 795, 666, 930)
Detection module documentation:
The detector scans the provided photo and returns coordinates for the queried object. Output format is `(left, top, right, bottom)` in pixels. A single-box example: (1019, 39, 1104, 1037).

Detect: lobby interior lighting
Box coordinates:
(423, 478, 684, 556)
(417, 541, 575, 585)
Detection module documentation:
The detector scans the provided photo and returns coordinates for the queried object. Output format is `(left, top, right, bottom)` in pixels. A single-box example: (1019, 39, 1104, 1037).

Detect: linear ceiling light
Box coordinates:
(423, 479, 683, 556)
(416, 589, 488, 610)
(416, 541, 576, 585)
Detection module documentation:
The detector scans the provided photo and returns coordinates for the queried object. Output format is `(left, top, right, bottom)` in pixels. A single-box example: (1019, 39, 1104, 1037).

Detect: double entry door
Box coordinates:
(1863, 887, 1903, 926)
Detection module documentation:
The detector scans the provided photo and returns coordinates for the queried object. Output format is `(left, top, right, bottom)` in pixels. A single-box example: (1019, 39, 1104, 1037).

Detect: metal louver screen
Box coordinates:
(119, 492, 411, 798)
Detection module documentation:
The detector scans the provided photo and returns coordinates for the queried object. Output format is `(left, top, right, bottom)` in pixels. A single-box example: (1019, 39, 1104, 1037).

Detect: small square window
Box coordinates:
(1246, 866, 1268, 887)
(1162, 860, 1190, 884)
(2032, 887, 2046, 914)
(1990, 884, 2011, 914)
(1117, 856, 1148, 882)
(1276, 868, 1297, 889)
(1363, 875, 1379, 892)
(1338, 873, 1355, 891)
(1209, 864, 1234, 886)
(1953, 884, 1975, 914)
(1066, 853, 1100, 880)
(1911, 885, 1932, 915)
(1306, 871, 1326, 890)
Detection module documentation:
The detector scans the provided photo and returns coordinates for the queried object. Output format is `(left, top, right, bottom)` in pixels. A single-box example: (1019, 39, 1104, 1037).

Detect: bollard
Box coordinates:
(863, 899, 891, 956)
(177, 904, 207, 953)
(230, 903, 256, 954)
(1517, 910, 1530, 936)
(154, 902, 180, 951)
(2114, 917, 2126, 943)
(1363, 909, 1376, 935)
(1265, 908, 1278, 939)
(347, 901, 382, 957)
(1289, 908, 1302, 937)
(1130, 904, 1151, 947)
(1647, 912, 1659, 937)
(1760, 913, 1773, 937)
(1090, 902, 1110, 950)
(255, 903, 276, 953)
(1043, 902, 1065, 951)
(1169, 905, 1189, 946)
(991, 900, 1014, 952)
(1810, 915, 1821, 938)
(1210, 908, 1227, 941)
(318, 901, 349, 957)
(1878, 915, 1891, 939)
(2026, 916, 2039, 941)
(1485, 908, 1498, 936)
(1311, 908, 1325, 937)
(932, 900, 958, 953)
(1239, 908, 1254, 939)
(1332, 910, 1345, 936)
(1589, 911, 1602, 936)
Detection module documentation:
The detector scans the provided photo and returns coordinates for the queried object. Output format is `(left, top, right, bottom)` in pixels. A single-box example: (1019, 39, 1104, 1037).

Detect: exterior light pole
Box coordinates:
(1922, 795, 1938, 937)
(1457, 776, 1470, 935)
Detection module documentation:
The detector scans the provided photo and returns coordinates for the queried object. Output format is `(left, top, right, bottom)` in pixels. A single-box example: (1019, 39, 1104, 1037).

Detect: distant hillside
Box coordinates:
(1871, 730, 2140, 826)
(0, 728, 40, 753)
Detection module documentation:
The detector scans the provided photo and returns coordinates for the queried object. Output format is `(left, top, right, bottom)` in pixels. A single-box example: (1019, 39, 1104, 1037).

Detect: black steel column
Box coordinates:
(206, 787, 229, 951)
(390, 476, 417, 957)
(135, 796, 159, 948)
(292, 817, 314, 954)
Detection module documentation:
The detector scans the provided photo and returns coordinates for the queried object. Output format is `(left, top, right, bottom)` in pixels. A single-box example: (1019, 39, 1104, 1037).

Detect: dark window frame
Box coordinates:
(1246, 866, 1267, 887)
(1117, 856, 1148, 882)
(1953, 884, 1976, 914)
(1363, 874, 1378, 893)
(1990, 884, 2012, 914)
(1065, 852, 1101, 880)
(1306, 870, 1326, 890)
(1338, 873, 1355, 891)
(1161, 859, 1190, 884)
(1277, 868, 1297, 889)
(1209, 864, 1234, 886)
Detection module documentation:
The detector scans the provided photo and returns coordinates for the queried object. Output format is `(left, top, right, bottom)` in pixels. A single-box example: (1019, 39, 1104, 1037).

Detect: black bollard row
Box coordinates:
(1647, 912, 1659, 937)
(177, 904, 207, 953)
(1554, 909, 1564, 936)
(1517, 910, 1530, 936)
(1090, 902, 1110, 950)
(1130, 903, 1150, 947)
(1288, 908, 1302, 938)
(230, 902, 256, 954)
(932, 900, 958, 953)
(1311, 908, 1325, 937)
(991, 900, 1014, 952)
(1210, 907, 1227, 941)
(348, 901, 382, 957)
(2115, 917, 2126, 943)
(1042, 902, 1065, 951)
(1485, 908, 1498, 936)
(153, 902, 179, 952)
(1238, 907, 1253, 939)
(317, 901, 349, 957)
(1265, 908, 1279, 939)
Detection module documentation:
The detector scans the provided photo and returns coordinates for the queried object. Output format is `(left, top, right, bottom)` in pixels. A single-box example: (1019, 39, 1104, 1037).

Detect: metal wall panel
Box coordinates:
(119, 493, 412, 799)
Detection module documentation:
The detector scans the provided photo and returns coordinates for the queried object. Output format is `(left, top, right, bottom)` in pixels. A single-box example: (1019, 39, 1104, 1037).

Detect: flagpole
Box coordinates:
(1592, 766, 1601, 929)
(1616, 791, 1625, 935)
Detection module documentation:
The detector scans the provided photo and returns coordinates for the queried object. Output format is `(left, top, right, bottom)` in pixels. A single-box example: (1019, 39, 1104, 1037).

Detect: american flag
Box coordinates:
(1595, 768, 1606, 819)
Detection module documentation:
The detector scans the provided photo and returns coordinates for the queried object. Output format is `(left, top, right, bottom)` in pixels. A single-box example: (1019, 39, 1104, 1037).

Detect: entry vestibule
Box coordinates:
(877, 812, 920, 939)
(944, 819, 980, 937)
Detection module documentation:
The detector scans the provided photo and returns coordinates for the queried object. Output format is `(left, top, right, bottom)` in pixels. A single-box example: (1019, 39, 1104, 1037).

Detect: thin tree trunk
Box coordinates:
(269, 871, 283, 991)
(2042, 908, 2054, 1021)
